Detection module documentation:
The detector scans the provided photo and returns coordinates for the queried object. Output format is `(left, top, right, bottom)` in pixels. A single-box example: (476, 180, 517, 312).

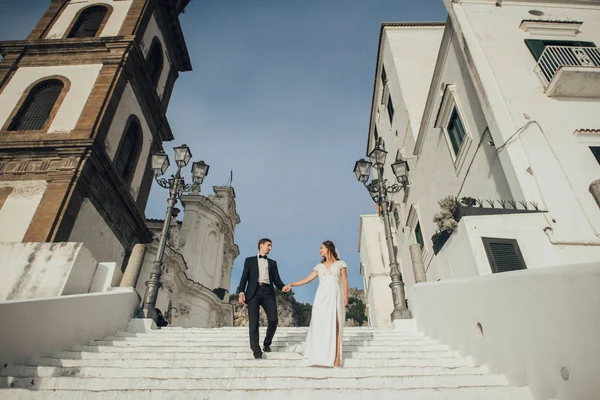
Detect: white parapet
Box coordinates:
(0, 242, 98, 301)
(409, 263, 600, 400)
(0, 288, 139, 365)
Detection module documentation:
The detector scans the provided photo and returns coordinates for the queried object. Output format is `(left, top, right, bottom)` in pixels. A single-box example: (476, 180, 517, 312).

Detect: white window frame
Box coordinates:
(436, 85, 472, 174)
(405, 204, 428, 261)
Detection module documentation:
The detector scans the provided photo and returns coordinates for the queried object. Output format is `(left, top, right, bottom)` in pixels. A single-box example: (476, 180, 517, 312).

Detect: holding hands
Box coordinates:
(282, 285, 292, 293)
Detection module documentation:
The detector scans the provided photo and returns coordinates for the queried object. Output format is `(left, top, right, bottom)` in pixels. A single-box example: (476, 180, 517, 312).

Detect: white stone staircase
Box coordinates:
(0, 322, 531, 399)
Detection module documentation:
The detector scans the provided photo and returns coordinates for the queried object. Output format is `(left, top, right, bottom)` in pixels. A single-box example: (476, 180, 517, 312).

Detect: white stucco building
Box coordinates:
(360, 1, 600, 326)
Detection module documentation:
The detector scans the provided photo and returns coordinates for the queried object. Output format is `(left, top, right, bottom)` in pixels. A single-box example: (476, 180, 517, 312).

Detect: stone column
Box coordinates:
(409, 243, 427, 283)
(120, 243, 147, 288)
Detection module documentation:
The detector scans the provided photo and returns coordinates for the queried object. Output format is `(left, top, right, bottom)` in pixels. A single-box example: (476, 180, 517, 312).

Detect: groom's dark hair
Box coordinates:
(258, 238, 272, 249)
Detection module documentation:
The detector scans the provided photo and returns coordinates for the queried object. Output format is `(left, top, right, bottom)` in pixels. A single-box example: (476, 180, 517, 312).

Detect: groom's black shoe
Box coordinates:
(253, 352, 263, 359)
(263, 345, 272, 353)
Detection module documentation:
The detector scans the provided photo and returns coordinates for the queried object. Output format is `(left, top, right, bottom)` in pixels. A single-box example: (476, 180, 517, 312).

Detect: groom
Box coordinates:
(237, 238, 288, 359)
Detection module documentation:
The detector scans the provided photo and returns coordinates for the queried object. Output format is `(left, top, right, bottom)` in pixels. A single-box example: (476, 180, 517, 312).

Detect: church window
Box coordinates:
(67, 5, 108, 38)
(116, 116, 142, 183)
(8, 79, 64, 131)
(147, 38, 164, 89)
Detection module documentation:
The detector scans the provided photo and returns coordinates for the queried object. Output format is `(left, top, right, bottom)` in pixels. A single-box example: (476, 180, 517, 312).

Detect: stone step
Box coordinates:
(98, 336, 441, 348)
(160, 327, 400, 331)
(112, 331, 425, 339)
(154, 329, 420, 336)
(34, 356, 476, 369)
(0, 387, 532, 400)
(1, 374, 510, 390)
(65, 348, 458, 359)
(1, 365, 490, 379)
(89, 341, 449, 353)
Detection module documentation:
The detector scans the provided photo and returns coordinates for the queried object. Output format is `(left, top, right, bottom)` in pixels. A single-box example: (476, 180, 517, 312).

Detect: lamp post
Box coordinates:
(137, 144, 209, 322)
(354, 140, 412, 321)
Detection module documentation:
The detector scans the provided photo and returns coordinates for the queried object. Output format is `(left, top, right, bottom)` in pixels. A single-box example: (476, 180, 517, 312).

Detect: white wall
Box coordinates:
(410, 263, 600, 400)
(0, 288, 139, 364)
(104, 82, 153, 200)
(373, 24, 513, 286)
(429, 212, 600, 281)
(385, 27, 445, 141)
(68, 198, 126, 265)
(45, 0, 134, 39)
(359, 215, 394, 327)
(450, 0, 600, 242)
(0, 242, 98, 301)
(140, 14, 171, 99)
(0, 181, 46, 242)
(0, 65, 102, 133)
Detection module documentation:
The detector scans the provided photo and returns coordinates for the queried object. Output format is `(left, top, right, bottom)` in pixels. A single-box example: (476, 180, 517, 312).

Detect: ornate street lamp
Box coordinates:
(354, 141, 412, 321)
(137, 144, 209, 323)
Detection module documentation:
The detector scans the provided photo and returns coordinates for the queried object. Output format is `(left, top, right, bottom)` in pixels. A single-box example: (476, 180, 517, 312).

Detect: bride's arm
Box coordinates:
(284, 271, 318, 291)
(341, 267, 349, 306)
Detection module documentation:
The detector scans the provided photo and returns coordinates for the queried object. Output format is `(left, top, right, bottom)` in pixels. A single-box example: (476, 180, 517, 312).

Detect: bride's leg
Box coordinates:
(334, 311, 341, 367)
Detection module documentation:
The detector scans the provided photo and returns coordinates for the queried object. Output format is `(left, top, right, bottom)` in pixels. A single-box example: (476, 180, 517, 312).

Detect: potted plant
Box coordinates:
(431, 195, 459, 254)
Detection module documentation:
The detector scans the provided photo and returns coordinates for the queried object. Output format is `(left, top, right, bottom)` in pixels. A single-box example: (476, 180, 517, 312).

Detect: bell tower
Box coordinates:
(0, 0, 192, 267)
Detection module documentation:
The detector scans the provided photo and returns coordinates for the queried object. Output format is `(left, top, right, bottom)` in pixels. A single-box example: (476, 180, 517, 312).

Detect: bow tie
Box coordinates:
(259, 255, 267, 259)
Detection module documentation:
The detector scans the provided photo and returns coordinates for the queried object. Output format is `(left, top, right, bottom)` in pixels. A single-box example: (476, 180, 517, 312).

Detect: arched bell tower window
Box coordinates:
(67, 5, 108, 38)
(8, 79, 64, 131)
(115, 116, 143, 183)
(146, 38, 164, 88)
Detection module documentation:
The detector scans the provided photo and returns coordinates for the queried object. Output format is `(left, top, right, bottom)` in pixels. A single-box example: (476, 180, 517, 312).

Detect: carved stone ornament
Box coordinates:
(178, 303, 191, 317)
(0, 181, 47, 197)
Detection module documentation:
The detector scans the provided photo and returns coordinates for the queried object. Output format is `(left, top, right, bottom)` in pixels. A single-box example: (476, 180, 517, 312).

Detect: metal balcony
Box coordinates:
(535, 45, 600, 98)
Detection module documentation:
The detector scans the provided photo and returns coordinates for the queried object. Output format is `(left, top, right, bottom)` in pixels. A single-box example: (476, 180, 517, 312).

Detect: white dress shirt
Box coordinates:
(257, 254, 270, 284)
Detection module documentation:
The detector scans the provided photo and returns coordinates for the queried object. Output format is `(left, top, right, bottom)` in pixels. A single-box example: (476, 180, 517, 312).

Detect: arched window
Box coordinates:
(67, 5, 108, 38)
(8, 79, 64, 131)
(115, 117, 142, 183)
(146, 38, 164, 88)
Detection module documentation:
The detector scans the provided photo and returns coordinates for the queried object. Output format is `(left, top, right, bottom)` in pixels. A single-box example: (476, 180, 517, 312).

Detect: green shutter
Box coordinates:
(482, 237, 527, 273)
(525, 39, 546, 61)
(590, 147, 600, 165)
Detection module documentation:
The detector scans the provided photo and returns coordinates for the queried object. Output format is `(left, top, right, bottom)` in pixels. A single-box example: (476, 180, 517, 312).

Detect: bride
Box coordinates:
(283, 240, 349, 367)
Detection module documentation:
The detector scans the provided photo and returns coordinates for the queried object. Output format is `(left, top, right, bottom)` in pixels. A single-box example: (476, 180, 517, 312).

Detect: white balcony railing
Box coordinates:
(534, 45, 600, 88)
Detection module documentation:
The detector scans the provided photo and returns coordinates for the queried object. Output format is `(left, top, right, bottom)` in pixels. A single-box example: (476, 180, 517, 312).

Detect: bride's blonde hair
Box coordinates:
(321, 240, 339, 263)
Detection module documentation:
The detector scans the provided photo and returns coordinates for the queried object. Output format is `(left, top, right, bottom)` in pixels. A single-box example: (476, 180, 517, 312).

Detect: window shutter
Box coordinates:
(381, 83, 389, 105)
(387, 94, 394, 123)
(67, 6, 108, 38)
(525, 39, 546, 61)
(8, 79, 63, 131)
(116, 118, 142, 183)
(147, 39, 164, 88)
(482, 237, 527, 273)
(590, 147, 600, 165)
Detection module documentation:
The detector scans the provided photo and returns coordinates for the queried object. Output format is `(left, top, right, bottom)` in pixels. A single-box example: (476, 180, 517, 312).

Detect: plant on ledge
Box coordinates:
(431, 195, 459, 254)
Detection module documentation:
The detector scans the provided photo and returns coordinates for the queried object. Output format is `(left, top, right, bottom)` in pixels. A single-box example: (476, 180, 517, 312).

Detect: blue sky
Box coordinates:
(0, 0, 447, 303)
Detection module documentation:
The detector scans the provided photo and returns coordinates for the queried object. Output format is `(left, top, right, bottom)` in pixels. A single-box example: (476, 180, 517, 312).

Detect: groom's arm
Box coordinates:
(237, 258, 251, 295)
(272, 261, 285, 291)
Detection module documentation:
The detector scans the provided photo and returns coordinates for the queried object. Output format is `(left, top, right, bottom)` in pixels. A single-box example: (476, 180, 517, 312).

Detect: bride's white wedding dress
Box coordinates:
(300, 260, 347, 367)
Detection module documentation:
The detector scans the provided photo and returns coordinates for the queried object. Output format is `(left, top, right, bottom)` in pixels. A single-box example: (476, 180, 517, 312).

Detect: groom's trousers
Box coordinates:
(247, 284, 278, 355)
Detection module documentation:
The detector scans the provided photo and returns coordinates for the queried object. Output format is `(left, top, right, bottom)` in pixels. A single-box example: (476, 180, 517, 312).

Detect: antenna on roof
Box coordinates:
(226, 170, 233, 187)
